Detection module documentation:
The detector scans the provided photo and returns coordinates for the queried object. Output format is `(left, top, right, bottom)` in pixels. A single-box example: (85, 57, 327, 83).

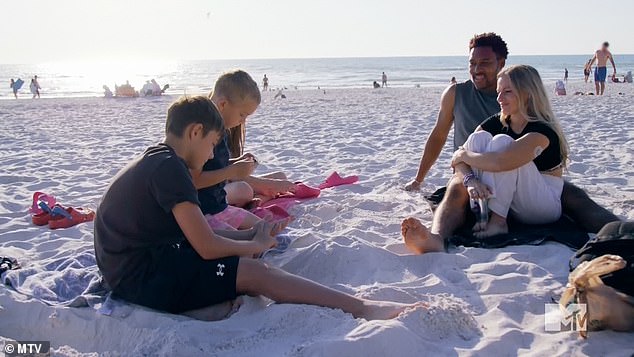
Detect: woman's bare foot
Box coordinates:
(473, 213, 508, 238)
(401, 217, 444, 254)
(357, 300, 425, 320)
(181, 297, 243, 321)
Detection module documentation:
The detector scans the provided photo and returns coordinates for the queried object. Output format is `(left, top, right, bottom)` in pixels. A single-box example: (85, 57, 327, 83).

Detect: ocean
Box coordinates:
(2, 55, 633, 99)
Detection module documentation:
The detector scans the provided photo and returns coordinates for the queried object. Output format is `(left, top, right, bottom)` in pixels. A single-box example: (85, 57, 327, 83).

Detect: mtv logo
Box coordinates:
(545, 303, 587, 332)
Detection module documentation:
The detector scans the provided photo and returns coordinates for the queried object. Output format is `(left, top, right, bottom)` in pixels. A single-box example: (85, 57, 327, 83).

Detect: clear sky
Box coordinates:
(1, 0, 632, 64)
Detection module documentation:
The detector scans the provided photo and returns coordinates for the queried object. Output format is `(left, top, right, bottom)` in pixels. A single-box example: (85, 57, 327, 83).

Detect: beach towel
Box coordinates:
(1, 250, 133, 317)
(425, 187, 589, 250)
(251, 171, 358, 221)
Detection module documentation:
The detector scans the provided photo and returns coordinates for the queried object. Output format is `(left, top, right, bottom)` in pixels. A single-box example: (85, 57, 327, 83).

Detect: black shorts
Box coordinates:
(113, 242, 240, 314)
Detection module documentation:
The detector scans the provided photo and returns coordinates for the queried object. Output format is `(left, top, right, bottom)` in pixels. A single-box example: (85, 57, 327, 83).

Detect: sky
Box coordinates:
(1, 0, 632, 64)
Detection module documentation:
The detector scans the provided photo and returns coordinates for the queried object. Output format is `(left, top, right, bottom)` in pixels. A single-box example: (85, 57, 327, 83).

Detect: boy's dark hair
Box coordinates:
(603, 41, 610, 47)
(469, 32, 509, 60)
(165, 96, 224, 137)
(211, 70, 261, 104)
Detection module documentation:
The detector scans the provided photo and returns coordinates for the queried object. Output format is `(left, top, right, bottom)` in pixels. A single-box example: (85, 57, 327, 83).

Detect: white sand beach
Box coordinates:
(0, 82, 633, 356)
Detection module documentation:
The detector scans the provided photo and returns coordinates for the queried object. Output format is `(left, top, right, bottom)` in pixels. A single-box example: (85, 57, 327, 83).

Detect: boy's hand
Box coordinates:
(252, 223, 277, 252)
(237, 152, 256, 162)
(404, 179, 422, 191)
(230, 159, 256, 179)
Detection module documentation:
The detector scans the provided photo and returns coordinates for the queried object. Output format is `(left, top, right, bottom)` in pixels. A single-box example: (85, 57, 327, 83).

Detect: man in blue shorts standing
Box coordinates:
(588, 42, 616, 95)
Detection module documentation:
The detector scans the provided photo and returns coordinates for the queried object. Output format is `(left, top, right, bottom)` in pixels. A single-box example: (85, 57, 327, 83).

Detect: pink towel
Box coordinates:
(250, 171, 358, 222)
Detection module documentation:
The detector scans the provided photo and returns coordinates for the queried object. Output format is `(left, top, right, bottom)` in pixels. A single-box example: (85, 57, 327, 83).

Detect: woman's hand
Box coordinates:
(451, 148, 467, 168)
(466, 178, 492, 200)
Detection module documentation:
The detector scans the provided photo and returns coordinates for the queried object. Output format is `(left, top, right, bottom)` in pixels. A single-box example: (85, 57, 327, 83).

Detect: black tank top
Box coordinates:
(453, 80, 500, 150)
(480, 114, 563, 171)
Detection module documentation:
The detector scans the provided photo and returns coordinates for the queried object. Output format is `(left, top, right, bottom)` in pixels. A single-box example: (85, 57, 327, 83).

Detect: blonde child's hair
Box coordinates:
(498, 65, 569, 166)
(210, 70, 261, 158)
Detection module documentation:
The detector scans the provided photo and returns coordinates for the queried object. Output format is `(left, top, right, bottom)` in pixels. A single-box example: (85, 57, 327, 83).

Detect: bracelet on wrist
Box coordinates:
(463, 172, 477, 187)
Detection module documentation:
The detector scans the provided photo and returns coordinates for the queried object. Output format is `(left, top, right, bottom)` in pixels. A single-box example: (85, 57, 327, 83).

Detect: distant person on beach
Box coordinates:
(151, 79, 162, 95)
(34, 75, 41, 97)
(141, 81, 153, 96)
(373, 81, 381, 88)
(382, 72, 388, 87)
(29, 79, 39, 98)
(94, 95, 418, 322)
(9, 78, 22, 99)
(450, 77, 457, 85)
(103, 85, 113, 98)
(262, 74, 269, 91)
(274, 89, 286, 99)
(402, 32, 618, 254)
(555, 80, 567, 95)
(624, 71, 633, 83)
(564, 68, 568, 83)
(583, 59, 592, 83)
(588, 42, 617, 95)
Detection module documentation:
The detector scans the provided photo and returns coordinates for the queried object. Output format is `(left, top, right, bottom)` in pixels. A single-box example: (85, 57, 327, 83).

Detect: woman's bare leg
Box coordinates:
(236, 259, 419, 320)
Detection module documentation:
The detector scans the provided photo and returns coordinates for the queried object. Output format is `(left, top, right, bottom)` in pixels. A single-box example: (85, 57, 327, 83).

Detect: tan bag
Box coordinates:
(560, 254, 634, 338)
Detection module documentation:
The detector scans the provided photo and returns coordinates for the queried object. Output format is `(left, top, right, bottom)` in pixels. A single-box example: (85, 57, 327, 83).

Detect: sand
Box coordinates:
(0, 80, 633, 356)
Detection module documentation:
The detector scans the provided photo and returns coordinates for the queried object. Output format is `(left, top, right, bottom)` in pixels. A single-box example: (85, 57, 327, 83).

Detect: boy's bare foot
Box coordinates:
(181, 297, 243, 321)
(244, 198, 262, 210)
(473, 213, 508, 238)
(401, 217, 444, 254)
(357, 300, 425, 320)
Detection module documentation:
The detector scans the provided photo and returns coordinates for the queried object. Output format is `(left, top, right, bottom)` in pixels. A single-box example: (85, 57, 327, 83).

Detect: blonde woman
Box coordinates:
(450, 65, 569, 238)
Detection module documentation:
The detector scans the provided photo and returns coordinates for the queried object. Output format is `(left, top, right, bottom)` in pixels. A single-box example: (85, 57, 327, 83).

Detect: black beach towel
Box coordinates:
(425, 187, 589, 250)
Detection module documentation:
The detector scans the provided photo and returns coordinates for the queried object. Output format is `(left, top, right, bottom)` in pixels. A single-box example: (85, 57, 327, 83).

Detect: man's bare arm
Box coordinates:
(608, 52, 617, 74)
(404, 85, 456, 191)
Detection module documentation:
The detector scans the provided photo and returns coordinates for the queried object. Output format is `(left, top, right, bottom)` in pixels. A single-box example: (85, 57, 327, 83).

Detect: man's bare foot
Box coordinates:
(181, 297, 243, 321)
(357, 300, 425, 320)
(401, 217, 444, 254)
(473, 213, 508, 238)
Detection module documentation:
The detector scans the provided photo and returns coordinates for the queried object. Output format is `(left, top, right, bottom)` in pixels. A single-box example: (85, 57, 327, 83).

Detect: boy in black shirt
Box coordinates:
(95, 96, 418, 320)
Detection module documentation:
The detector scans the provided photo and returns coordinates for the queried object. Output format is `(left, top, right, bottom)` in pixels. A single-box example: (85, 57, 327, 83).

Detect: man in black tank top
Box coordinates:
(402, 33, 618, 254)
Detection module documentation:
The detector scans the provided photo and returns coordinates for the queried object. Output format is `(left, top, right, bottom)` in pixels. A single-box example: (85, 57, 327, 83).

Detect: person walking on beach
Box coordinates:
(564, 68, 568, 83)
(29, 79, 39, 98)
(33, 75, 41, 98)
(588, 42, 616, 95)
(9, 78, 23, 99)
(262, 74, 269, 91)
(583, 59, 592, 83)
(381, 72, 388, 87)
(403, 32, 619, 254)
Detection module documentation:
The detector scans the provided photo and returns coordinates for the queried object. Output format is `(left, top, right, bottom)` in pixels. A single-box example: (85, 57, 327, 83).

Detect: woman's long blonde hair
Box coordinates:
(499, 65, 569, 166)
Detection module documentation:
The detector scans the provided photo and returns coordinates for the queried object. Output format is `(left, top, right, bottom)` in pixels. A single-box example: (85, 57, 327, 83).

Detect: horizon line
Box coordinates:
(2, 53, 634, 66)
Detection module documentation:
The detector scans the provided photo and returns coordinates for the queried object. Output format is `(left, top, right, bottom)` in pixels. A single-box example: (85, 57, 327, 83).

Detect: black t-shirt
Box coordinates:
(94, 144, 200, 290)
(480, 114, 562, 171)
(198, 132, 230, 215)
